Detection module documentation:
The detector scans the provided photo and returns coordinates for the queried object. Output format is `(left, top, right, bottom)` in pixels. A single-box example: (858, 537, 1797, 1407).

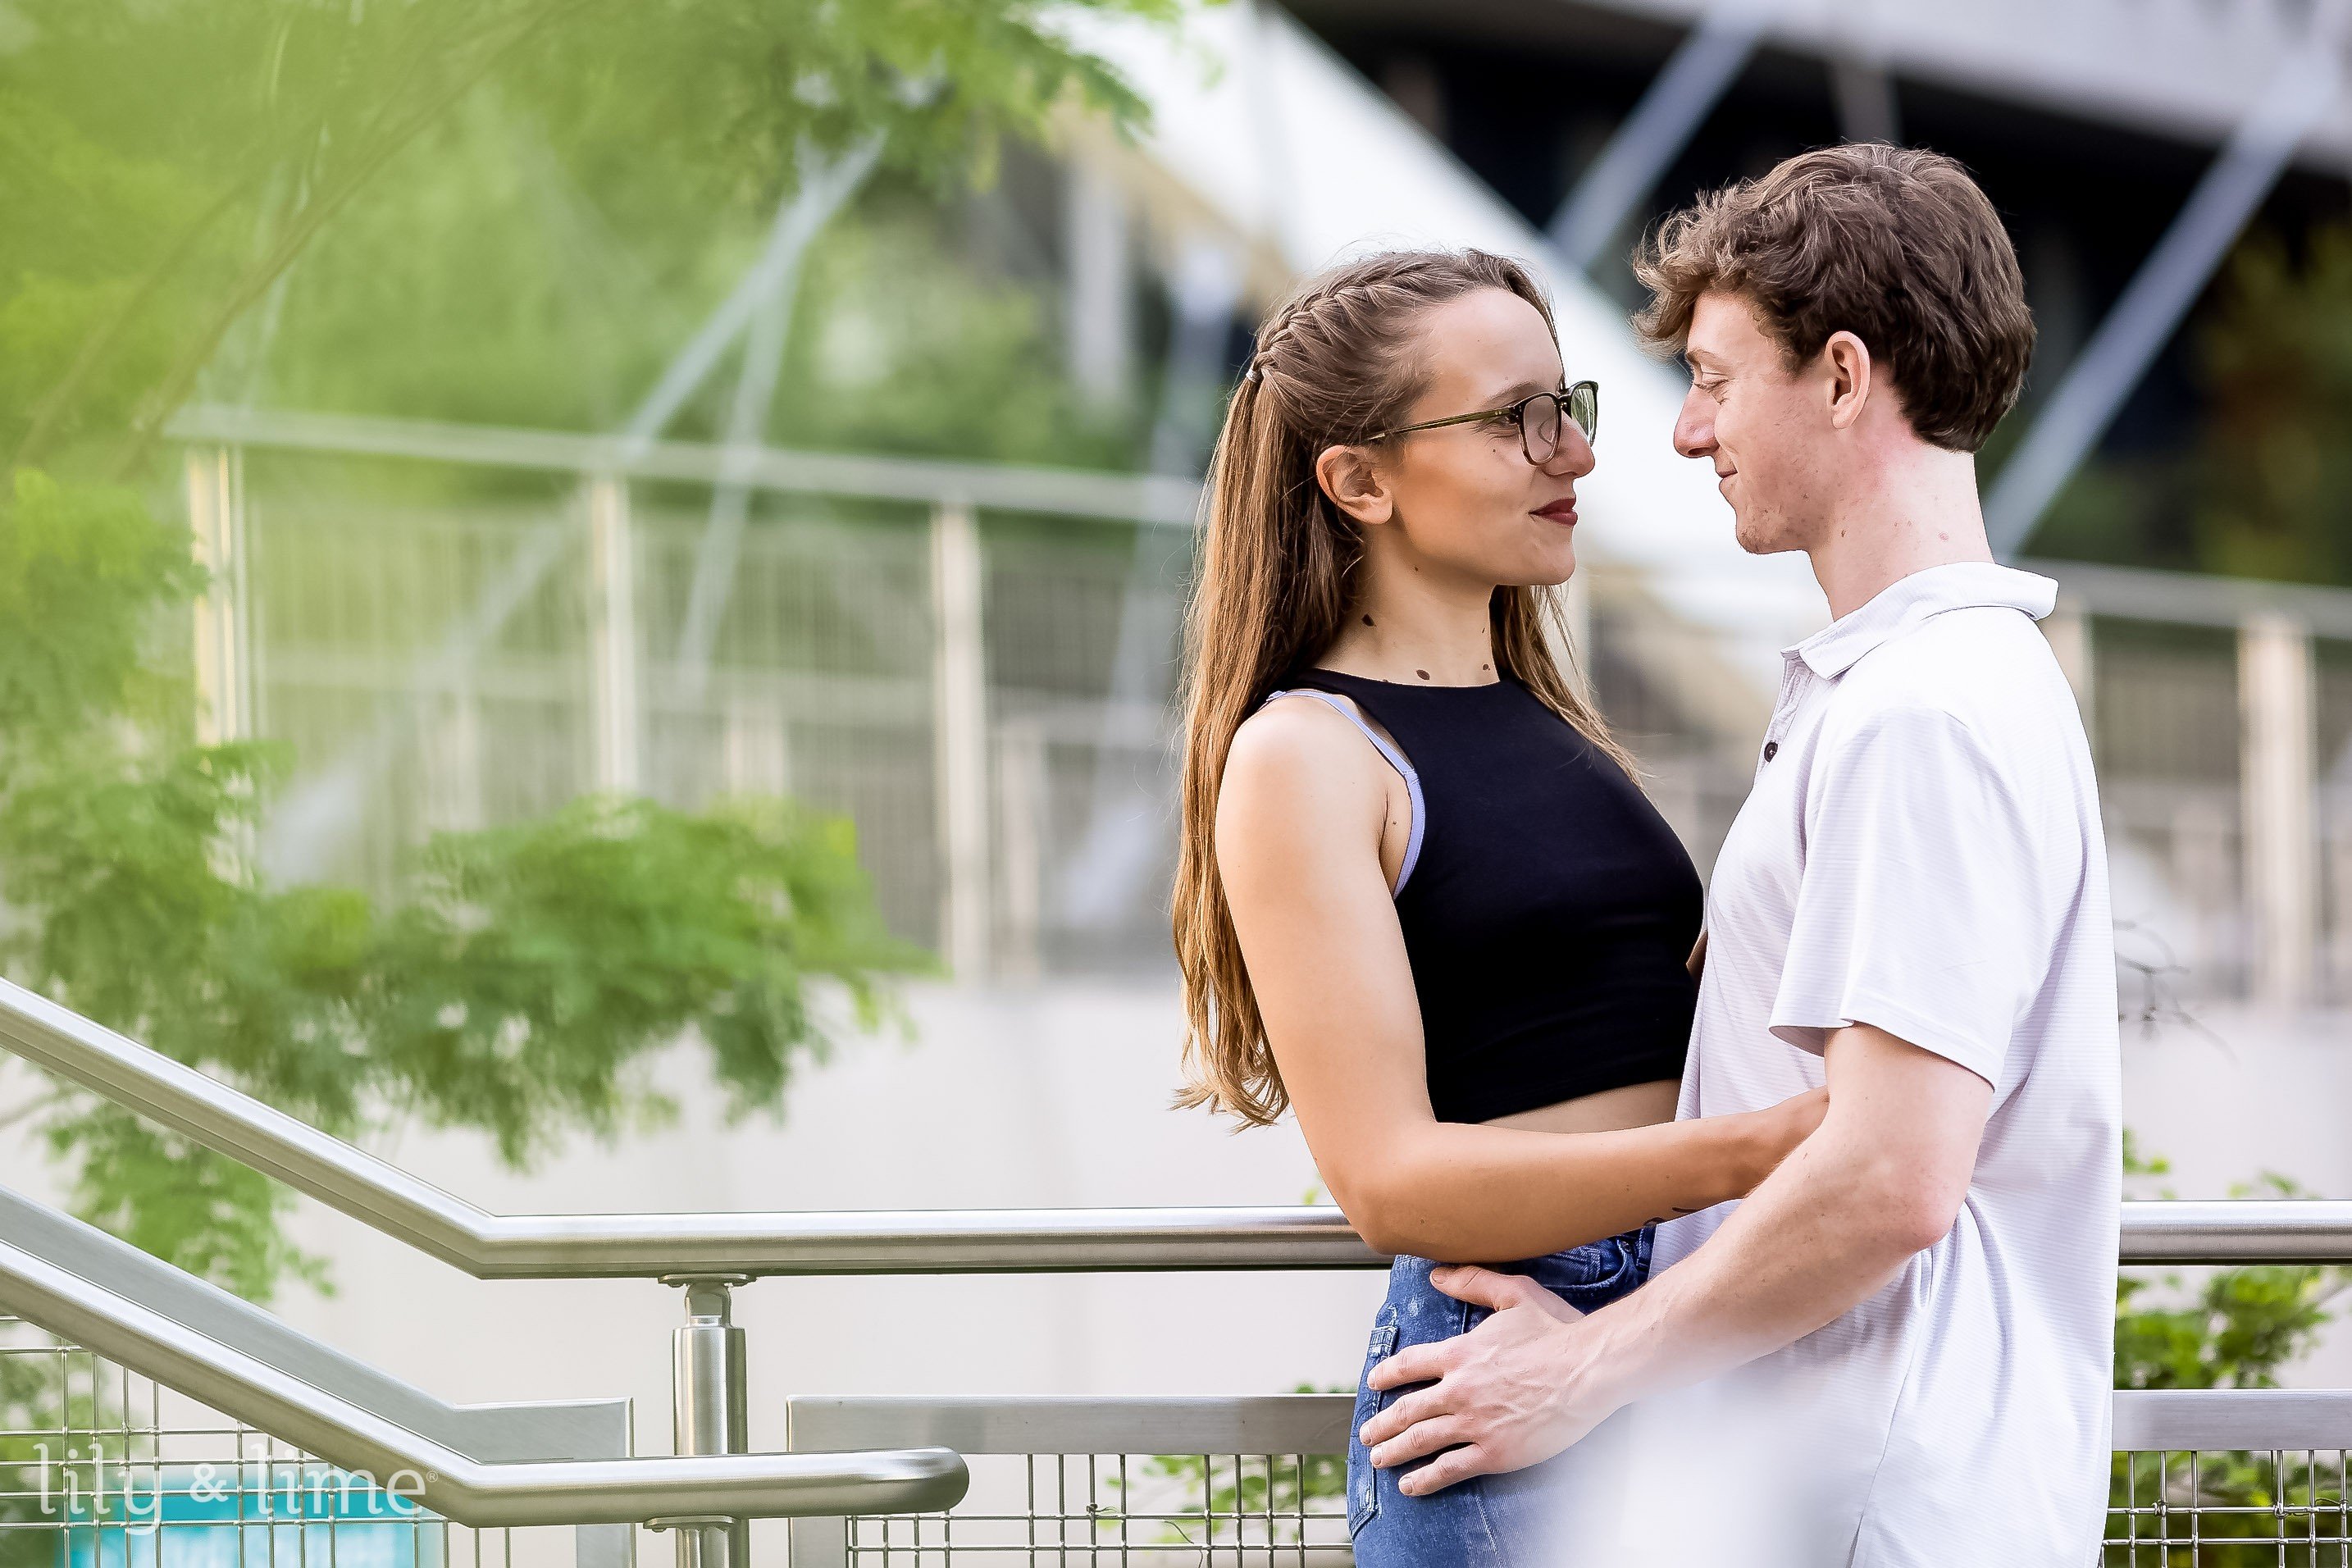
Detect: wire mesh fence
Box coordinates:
(785, 1400, 1349, 1568)
(786, 1396, 2352, 1567)
(2107, 1447, 2350, 1563)
(207, 431, 2352, 999)
(0, 1317, 575, 1568)
(235, 449, 1188, 976)
(830, 1453, 1348, 1566)
(0, 1316, 2346, 1565)
(813, 1447, 2352, 1566)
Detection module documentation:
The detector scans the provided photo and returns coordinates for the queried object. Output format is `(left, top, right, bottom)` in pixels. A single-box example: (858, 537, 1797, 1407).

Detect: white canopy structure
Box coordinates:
(1063, 0, 1831, 716)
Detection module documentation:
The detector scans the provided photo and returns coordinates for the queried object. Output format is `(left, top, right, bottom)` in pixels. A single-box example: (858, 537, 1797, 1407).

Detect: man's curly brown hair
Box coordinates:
(1633, 144, 2035, 454)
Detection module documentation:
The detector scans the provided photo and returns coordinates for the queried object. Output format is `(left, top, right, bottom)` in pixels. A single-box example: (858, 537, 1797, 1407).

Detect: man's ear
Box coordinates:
(1315, 443, 1396, 527)
(1822, 330, 1873, 432)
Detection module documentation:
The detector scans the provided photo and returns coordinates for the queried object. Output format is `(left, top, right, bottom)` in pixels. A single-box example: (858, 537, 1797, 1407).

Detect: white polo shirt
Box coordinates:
(1614, 563, 2121, 1566)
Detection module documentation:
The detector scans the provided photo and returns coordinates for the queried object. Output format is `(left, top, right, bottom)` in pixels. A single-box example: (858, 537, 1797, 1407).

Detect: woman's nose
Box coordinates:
(1545, 422, 1596, 477)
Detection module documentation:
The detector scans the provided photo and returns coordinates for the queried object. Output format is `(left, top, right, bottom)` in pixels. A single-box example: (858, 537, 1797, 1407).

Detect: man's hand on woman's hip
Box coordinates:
(1357, 1265, 1624, 1495)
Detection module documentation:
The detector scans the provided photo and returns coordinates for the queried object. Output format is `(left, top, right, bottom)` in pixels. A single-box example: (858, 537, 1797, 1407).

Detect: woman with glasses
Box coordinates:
(1171, 250, 1822, 1566)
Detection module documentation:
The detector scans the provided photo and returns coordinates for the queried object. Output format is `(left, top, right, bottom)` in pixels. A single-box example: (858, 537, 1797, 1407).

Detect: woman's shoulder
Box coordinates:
(1217, 693, 1398, 887)
(1220, 691, 1393, 823)
(1228, 689, 1378, 780)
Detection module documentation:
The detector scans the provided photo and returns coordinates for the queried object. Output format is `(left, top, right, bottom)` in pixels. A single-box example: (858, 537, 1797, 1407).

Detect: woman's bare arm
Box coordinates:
(1217, 701, 1816, 1264)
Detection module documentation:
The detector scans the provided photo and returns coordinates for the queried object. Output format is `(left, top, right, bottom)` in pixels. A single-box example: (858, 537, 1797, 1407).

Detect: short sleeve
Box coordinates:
(1768, 704, 2043, 1088)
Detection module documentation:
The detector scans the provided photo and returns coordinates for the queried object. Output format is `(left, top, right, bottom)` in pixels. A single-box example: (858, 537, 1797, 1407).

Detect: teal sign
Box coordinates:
(55, 1461, 440, 1568)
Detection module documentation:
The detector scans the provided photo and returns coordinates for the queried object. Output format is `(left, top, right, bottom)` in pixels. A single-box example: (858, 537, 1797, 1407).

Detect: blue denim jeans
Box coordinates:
(1345, 1228, 1653, 1567)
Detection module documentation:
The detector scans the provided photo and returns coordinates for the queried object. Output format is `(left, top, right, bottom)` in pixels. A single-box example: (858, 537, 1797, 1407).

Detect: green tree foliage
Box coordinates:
(2019, 223, 2352, 585)
(0, 467, 926, 1301)
(260, 133, 1149, 466)
(2, 0, 1173, 474)
(0, 0, 1174, 1301)
(2108, 1137, 2351, 1560)
(763, 193, 1151, 467)
(2114, 1136, 2352, 1394)
(2194, 226, 2352, 586)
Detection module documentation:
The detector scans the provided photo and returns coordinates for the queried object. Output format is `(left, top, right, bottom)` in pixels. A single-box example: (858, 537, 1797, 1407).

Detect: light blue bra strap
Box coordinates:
(1261, 689, 1425, 896)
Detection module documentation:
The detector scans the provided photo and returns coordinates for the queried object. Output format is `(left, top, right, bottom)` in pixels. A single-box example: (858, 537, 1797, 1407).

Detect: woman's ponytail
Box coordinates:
(1172, 249, 1634, 1125)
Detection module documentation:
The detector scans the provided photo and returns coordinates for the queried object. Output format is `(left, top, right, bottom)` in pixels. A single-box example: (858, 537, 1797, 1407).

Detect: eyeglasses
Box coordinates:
(1369, 381, 1599, 466)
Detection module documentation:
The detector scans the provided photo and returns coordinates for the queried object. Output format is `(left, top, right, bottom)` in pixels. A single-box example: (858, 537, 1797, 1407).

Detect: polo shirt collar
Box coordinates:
(1791, 561, 2058, 680)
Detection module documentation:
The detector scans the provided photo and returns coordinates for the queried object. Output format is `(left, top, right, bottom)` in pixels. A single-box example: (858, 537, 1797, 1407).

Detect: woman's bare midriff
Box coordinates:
(1481, 1078, 1680, 1134)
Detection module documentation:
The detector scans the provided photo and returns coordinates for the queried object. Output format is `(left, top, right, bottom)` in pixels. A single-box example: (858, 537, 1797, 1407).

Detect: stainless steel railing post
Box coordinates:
(664, 1276, 752, 1568)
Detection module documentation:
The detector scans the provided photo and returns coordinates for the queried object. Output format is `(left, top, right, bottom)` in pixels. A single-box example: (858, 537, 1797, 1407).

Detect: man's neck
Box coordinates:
(1804, 444, 1993, 621)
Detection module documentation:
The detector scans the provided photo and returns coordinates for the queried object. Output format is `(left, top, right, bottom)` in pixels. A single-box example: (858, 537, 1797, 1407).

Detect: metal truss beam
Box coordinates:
(1985, 31, 2344, 556)
(1547, 0, 1780, 272)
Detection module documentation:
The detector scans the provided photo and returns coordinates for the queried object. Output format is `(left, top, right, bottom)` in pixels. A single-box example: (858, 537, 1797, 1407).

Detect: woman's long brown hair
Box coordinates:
(1173, 249, 1635, 1127)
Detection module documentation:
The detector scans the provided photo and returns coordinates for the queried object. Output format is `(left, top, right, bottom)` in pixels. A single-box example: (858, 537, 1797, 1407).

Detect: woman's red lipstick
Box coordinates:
(1535, 499, 1579, 524)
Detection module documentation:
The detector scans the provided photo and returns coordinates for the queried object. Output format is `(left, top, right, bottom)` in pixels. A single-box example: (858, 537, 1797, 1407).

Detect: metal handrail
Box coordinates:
(0, 980, 1378, 1277)
(5, 978, 2349, 1276)
(0, 1228, 966, 1527)
(164, 411, 2352, 636)
(166, 403, 1205, 527)
(782, 1388, 2352, 1461)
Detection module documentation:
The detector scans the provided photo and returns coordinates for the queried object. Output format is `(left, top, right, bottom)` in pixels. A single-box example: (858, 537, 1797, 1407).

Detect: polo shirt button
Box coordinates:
(1763, 741, 1780, 761)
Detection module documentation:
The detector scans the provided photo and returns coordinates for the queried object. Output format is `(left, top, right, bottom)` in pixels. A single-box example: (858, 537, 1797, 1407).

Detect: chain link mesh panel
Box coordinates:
(0, 1318, 586, 1568)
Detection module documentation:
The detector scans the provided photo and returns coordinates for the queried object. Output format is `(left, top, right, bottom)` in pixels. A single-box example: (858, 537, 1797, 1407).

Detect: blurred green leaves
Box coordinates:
(360, 795, 923, 1165)
(0, 471, 201, 734)
(0, 0, 1171, 1299)
(1, 451, 927, 1301)
(2108, 1147, 2352, 1557)
(1, 0, 1173, 472)
(763, 194, 1149, 467)
(2113, 1148, 2350, 1394)
(2022, 221, 2352, 586)
(2195, 227, 2352, 586)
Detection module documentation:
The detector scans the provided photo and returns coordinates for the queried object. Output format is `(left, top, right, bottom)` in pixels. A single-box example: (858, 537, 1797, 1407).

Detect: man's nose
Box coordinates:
(1672, 392, 1714, 460)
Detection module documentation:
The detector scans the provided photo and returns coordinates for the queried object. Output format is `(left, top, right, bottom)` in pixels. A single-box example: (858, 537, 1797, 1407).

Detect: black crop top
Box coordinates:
(1283, 668, 1702, 1124)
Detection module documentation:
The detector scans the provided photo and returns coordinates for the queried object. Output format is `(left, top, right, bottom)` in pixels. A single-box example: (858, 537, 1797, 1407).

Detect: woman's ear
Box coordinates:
(1315, 443, 1396, 527)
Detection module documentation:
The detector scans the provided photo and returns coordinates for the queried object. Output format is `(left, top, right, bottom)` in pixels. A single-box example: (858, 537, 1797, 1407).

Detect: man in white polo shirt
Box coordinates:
(1357, 144, 2121, 1563)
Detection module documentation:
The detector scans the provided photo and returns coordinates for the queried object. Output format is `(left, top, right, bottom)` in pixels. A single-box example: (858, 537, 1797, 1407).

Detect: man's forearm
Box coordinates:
(1569, 1116, 1941, 1409)
(1360, 1032, 1991, 1494)
(1570, 1024, 1987, 1409)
